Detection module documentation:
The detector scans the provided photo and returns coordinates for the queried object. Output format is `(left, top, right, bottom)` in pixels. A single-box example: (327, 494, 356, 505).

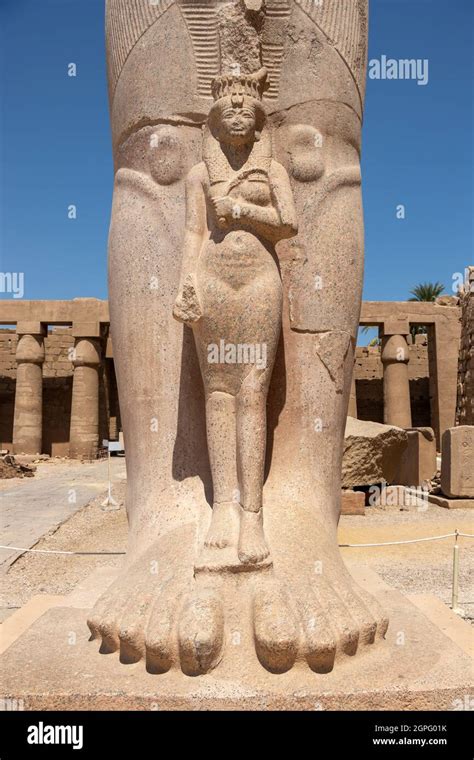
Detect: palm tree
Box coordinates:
(409, 281, 445, 302)
(360, 326, 381, 346)
(408, 281, 445, 339)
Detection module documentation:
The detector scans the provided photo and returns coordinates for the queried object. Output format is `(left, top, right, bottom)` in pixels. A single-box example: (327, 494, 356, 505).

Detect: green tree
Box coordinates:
(408, 281, 445, 339)
(408, 281, 445, 302)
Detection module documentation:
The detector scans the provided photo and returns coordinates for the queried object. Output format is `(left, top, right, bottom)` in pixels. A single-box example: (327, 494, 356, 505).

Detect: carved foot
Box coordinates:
(296, 569, 388, 672)
(178, 590, 224, 676)
(253, 580, 299, 673)
(250, 565, 388, 674)
(204, 501, 237, 549)
(238, 510, 270, 564)
(87, 547, 225, 675)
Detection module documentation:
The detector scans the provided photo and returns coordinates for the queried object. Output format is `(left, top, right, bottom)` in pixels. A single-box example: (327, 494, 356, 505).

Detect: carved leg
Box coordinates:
(204, 390, 239, 548)
(236, 372, 270, 564)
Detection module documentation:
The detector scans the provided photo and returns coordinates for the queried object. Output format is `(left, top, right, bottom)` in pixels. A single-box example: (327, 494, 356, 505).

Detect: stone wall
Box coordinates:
(354, 338, 430, 426)
(456, 267, 474, 425)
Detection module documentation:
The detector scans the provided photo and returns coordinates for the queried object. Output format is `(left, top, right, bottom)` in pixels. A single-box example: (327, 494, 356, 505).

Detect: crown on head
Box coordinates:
(211, 67, 268, 102)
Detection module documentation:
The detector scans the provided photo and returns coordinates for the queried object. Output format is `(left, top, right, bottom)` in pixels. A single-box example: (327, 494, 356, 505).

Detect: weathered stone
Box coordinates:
(12, 326, 46, 455)
(427, 493, 474, 510)
(1, 567, 472, 710)
(441, 426, 474, 498)
(69, 338, 102, 460)
(82, 0, 394, 684)
(341, 490, 365, 515)
(395, 427, 437, 487)
(343, 416, 408, 488)
(381, 332, 412, 428)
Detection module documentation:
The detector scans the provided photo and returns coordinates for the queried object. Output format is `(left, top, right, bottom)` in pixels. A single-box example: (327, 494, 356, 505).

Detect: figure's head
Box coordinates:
(209, 68, 268, 147)
(209, 94, 265, 146)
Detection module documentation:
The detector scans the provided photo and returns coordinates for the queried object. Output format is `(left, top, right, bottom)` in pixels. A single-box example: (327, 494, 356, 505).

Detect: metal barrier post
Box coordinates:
(452, 529, 460, 612)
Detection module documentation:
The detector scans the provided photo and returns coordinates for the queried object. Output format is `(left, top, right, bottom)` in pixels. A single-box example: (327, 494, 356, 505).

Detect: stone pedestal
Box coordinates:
(381, 328, 412, 428)
(396, 427, 437, 487)
(1, 565, 471, 711)
(12, 322, 45, 455)
(441, 426, 474, 498)
(69, 331, 102, 460)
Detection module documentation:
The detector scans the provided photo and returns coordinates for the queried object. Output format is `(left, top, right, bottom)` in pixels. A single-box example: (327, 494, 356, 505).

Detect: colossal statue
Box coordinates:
(88, 0, 388, 678)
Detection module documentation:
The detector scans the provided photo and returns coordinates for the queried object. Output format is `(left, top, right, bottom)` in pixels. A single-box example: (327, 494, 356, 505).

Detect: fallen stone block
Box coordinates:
(342, 417, 408, 488)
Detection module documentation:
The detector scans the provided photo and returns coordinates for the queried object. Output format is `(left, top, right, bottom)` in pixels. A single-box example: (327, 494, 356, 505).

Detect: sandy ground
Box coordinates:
(339, 505, 474, 619)
(1, 456, 127, 569)
(1, 465, 473, 624)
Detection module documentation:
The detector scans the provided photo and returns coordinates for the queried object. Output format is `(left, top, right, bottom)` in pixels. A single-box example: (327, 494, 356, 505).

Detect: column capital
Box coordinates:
(381, 333, 410, 365)
(72, 336, 102, 367)
(15, 331, 45, 365)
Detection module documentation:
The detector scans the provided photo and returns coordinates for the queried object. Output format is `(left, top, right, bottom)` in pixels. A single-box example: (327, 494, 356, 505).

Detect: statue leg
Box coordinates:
(237, 373, 270, 564)
(204, 390, 239, 548)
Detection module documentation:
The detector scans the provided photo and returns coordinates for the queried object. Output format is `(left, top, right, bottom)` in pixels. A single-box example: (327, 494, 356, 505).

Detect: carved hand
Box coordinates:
(172, 273, 203, 325)
(211, 196, 239, 228)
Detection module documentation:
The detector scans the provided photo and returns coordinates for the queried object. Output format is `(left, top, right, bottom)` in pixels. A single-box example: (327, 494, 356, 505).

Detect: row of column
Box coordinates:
(12, 321, 102, 459)
(12, 320, 414, 455)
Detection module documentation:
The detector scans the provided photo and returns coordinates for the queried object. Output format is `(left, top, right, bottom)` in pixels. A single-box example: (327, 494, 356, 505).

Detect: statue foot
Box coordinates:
(250, 556, 388, 674)
(204, 501, 238, 549)
(253, 580, 299, 673)
(87, 544, 225, 674)
(177, 590, 224, 675)
(238, 510, 270, 564)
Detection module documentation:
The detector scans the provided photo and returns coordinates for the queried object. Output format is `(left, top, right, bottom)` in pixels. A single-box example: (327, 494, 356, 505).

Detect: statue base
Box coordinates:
(1, 563, 472, 711)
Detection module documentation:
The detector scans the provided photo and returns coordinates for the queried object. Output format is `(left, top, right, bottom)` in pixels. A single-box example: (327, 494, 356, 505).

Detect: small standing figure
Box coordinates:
(173, 67, 298, 565)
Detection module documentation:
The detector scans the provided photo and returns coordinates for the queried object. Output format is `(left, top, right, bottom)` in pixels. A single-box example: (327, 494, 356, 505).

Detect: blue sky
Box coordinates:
(0, 0, 472, 303)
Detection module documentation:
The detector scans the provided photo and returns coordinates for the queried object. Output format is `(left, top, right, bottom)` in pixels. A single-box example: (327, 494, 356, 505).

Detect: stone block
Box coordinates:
(51, 442, 70, 458)
(382, 318, 410, 336)
(15, 321, 46, 337)
(342, 417, 408, 487)
(427, 494, 474, 510)
(341, 490, 365, 515)
(395, 427, 437, 486)
(441, 426, 474, 498)
(72, 322, 101, 339)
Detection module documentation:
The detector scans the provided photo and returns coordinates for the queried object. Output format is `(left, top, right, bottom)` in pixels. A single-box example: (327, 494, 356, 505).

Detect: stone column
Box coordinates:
(12, 322, 46, 455)
(381, 321, 412, 428)
(69, 326, 102, 460)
